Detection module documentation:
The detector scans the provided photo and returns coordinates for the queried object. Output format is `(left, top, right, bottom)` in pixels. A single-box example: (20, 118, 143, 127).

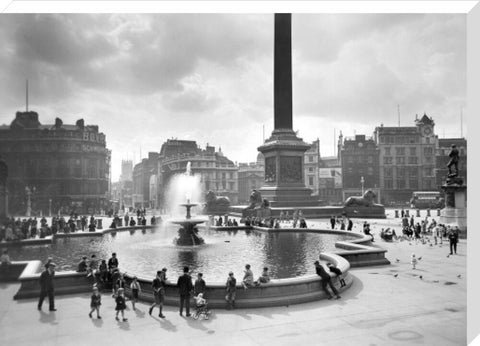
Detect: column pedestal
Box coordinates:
(439, 177, 467, 237)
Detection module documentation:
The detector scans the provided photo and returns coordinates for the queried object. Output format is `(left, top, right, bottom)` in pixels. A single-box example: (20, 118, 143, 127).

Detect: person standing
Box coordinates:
(149, 269, 166, 318)
(115, 288, 128, 322)
(177, 266, 193, 317)
(314, 260, 340, 300)
(225, 271, 237, 310)
(130, 276, 141, 310)
(38, 263, 56, 311)
(347, 218, 353, 231)
(89, 286, 102, 319)
(194, 272, 206, 297)
(448, 227, 459, 255)
(330, 216, 336, 230)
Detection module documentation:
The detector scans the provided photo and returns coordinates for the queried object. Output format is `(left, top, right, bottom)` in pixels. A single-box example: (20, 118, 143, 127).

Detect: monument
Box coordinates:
(257, 14, 320, 208)
(440, 144, 467, 235)
(229, 14, 385, 219)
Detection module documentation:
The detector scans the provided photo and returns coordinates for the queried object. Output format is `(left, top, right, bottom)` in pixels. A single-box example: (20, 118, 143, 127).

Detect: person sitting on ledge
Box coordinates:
(129, 218, 136, 227)
(77, 256, 88, 272)
(299, 218, 307, 228)
(110, 220, 117, 229)
(233, 219, 238, 227)
(242, 264, 254, 289)
(254, 267, 270, 286)
(88, 222, 96, 233)
(314, 260, 341, 300)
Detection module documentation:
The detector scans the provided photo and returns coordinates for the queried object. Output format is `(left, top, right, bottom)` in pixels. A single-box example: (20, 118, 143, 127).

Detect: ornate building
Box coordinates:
(132, 152, 159, 209)
(340, 134, 380, 202)
(0, 111, 111, 215)
(304, 139, 320, 195)
(374, 114, 437, 205)
(158, 139, 238, 207)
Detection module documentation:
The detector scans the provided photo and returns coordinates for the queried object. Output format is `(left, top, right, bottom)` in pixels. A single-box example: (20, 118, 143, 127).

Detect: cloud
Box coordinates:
(0, 13, 466, 180)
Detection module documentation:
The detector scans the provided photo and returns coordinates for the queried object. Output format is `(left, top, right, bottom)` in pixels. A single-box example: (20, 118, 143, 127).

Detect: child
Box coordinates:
(194, 272, 206, 297)
(255, 267, 271, 286)
(115, 288, 128, 321)
(89, 286, 102, 319)
(193, 293, 209, 319)
(242, 264, 254, 289)
(326, 263, 346, 287)
(130, 276, 141, 310)
(411, 253, 418, 269)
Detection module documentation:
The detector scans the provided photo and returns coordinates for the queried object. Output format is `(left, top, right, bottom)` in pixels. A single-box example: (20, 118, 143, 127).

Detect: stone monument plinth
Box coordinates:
(439, 176, 467, 236)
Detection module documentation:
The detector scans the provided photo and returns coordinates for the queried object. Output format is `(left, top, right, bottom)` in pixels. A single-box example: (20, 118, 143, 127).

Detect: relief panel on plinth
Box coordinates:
(279, 156, 302, 183)
(265, 157, 276, 183)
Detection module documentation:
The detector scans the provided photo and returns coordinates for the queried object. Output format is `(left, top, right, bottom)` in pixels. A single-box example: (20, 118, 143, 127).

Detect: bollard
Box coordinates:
(416, 209, 420, 217)
(405, 210, 410, 217)
(427, 209, 431, 217)
(437, 209, 441, 216)
(395, 210, 399, 218)
(97, 219, 103, 230)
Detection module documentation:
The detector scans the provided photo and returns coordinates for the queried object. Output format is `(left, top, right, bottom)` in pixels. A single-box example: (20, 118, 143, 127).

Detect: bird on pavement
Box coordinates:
(447, 254, 450, 258)
(393, 274, 398, 278)
(418, 256, 422, 260)
(395, 259, 400, 263)
(457, 275, 462, 279)
(419, 276, 423, 280)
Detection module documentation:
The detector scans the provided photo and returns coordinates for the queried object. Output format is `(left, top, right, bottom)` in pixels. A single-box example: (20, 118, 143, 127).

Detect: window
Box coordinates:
(309, 155, 314, 162)
(386, 136, 394, 144)
(308, 176, 314, 186)
(397, 167, 406, 178)
(395, 147, 405, 156)
(410, 147, 416, 156)
(409, 167, 418, 177)
(408, 157, 418, 164)
(384, 179, 393, 189)
(384, 167, 393, 177)
(425, 156, 432, 164)
(396, 157, 405, 164)
(397, 180, 406, 189)
(384, 157, 393, 165)
(229, 182, 235, 190)
(423, 167, 434, 177)
(384, 147, 391, 156)
(367, 167, 374, 175)
(308, 167, 314, 172)
(424, 147, 434, 156)
(409, 179, 418, 190)
(367, 155, 373, 164)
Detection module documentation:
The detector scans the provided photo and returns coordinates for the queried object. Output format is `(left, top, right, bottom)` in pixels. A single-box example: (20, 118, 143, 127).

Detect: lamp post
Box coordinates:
(360, 176, 365, 196)
(49, 198, 52, 217)
(25, 186, 36, 217)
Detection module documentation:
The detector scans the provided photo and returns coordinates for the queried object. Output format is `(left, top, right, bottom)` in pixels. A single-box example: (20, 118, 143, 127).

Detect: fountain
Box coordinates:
(166, 162, 206, 246)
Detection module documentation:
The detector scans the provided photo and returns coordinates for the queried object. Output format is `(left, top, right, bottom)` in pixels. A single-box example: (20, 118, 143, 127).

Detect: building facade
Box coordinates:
(132, 152, 159, 209)
(374, 114, 437, 205)
(340, 134, 380, 201)
(304, 139, 320, 195)
(158, 140, 238, 207)
(0, 111, 111, 215)
(238, 153, 265, 204)
(436, 138, 467, 189)
(318, 156, 343, 205)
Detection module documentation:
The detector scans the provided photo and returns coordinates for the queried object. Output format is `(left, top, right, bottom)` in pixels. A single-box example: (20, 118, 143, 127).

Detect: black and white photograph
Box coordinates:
(0, 1, 478, 345)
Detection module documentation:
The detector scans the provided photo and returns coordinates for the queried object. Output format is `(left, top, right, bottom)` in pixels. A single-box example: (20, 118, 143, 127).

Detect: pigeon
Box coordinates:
(430, 244, 433, 247)
(457, 275, 462, 279)
(395, 259, 400, 263)
(393, 274, 398, 278)
(418, 257, 422, 260)
(447, 254, 450, 258)
(419, 276, 423, 280)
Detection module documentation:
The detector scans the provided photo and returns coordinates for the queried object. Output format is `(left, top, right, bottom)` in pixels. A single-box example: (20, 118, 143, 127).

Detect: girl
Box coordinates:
(115, 288, 128, 321)
(411, 253, 418, 270)
(89, 286, 102, 319)
(130, 276, 141, 310)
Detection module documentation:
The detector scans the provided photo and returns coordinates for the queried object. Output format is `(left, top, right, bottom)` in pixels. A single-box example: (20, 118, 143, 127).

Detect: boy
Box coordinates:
(326, 263, 346, 287)
(225, 272, 237, 309)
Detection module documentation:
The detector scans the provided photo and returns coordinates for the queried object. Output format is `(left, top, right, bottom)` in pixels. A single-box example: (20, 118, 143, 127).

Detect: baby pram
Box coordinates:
(192, 293, 211, 320)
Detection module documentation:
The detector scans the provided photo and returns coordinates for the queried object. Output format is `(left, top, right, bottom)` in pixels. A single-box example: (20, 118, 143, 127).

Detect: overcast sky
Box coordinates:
(0, 13, 466, 181)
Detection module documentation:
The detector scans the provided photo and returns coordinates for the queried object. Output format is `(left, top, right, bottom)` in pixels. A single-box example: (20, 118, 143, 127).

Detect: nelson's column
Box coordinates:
(258, 14, 320, 208)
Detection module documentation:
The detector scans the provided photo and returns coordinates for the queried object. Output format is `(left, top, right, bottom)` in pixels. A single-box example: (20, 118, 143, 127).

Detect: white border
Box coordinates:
(1, 1, 478, 14)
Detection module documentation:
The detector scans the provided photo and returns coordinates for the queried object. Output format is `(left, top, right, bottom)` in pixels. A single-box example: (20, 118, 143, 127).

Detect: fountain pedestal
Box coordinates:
(172, 202, 205, 246)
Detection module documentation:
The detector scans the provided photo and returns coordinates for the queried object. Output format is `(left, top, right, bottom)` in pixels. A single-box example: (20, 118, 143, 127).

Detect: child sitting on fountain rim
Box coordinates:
(242, 264, 254, 289)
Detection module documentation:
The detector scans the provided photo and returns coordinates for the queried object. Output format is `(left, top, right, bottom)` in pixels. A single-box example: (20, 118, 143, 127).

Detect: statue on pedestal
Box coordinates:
(344, 190, 381, 208)
(447, 144, 459, 178)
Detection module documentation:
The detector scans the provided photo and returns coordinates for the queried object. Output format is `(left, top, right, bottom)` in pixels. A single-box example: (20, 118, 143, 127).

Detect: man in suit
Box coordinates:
(177, 266, 193, 317)
(38, 263, 56, 311)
